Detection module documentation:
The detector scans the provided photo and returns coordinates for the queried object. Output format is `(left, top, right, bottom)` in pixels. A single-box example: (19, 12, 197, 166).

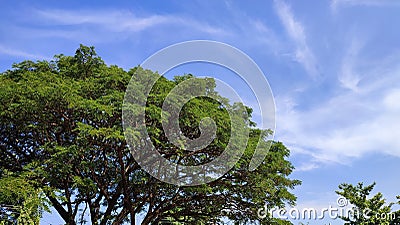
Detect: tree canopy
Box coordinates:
(0, 45, 300, 224)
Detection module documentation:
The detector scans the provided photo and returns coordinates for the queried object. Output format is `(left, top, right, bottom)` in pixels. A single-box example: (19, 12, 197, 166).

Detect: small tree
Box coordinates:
(336, 182, 400, 225)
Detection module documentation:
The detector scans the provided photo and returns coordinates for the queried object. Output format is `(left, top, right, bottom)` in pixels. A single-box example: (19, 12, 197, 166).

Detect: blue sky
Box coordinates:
(1, 0, 400, 224)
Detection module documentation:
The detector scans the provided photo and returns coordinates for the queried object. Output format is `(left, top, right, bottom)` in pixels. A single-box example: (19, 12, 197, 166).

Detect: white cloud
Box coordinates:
(331, 0, 400, 10)
(276, 51, 400, 169)
(248, 19, 285, 56)
(383, 89, 400, 111)
(295, 162, 320, 172)
(338, 39, 364, 92)
(33, 9, 226, 35)
(0, 45, 50, 60)
(274, 0, 318, 77)
(36, 9, 168, 32)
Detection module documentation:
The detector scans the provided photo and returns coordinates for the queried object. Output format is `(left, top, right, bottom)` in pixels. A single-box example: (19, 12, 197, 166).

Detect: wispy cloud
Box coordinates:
(295, 162, 320, 172)
(276, 50, 400, 170)
(274, 0, 318, 77)
(338, 39, 364, 92)
(0, 45, 50, 60)
(33, 9, 226, 36)
(36, 9, 168, 32)
(331, 0, 400, 10)
(247, 19, 284, 54)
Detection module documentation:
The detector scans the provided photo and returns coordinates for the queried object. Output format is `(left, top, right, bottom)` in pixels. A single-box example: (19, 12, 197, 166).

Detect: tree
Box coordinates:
(0, 45, 300, 224)
(336, 182, 400, 225)
(0, 168, 49, 224)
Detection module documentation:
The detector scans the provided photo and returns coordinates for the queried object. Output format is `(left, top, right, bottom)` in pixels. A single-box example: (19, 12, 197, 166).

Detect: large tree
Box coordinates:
(0, 45, 300, 224)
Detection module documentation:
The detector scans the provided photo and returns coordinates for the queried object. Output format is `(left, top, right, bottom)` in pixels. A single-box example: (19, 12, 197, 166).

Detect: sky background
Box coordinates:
(1, 0, 400, 224)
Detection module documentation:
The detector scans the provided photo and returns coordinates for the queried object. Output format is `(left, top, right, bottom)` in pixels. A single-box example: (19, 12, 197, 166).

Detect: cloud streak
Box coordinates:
(338, 38, 364, 92)
(274, 0, 318, 77)
(0, 45, 51, 60)
(33, 9, 226, 35)
(36, 9, 167, 31)
(331, 0, 400, 10)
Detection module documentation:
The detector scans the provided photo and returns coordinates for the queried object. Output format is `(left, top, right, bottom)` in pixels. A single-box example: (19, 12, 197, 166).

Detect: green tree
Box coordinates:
(0, 45, 300, 224)
(336, 182, 400, 225)
(0, 168, 49, 224)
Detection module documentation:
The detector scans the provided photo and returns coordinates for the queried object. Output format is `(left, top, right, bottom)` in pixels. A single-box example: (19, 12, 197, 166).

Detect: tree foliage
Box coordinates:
(0, 168, 49, 224)
(0, 45, 300, 224)
(336, 182, 400, 225)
